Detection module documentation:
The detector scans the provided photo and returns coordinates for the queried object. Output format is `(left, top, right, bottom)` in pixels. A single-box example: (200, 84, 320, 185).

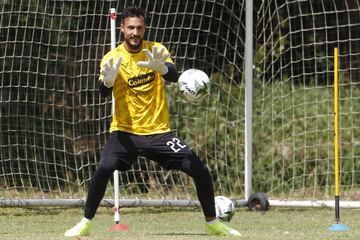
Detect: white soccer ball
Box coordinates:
(178, 69, 210, 101)
(215, 196, 235, 222)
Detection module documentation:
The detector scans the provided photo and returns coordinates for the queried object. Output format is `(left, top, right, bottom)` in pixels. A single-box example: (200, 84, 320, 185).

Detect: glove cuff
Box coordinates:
(158, 65, 169, 75)
(103, 80, 114, 88)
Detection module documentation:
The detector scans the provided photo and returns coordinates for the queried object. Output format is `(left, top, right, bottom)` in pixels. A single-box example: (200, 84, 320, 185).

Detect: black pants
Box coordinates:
(84, 131, 216, 219)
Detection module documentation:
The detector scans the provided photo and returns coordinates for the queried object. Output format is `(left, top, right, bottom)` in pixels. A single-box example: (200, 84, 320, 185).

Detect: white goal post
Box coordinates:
(1, 0, 360, 209)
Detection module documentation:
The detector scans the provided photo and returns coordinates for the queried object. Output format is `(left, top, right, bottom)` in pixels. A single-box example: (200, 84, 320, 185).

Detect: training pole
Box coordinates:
(328, 47, 350, 232)
(108, 8, 129, 231)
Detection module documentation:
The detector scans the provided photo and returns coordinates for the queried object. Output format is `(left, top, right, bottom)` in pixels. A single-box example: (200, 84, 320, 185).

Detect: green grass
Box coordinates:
(1, 206, 360, 239)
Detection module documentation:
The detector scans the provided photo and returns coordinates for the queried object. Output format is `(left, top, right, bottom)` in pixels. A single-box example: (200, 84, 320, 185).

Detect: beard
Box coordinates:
(125, 37, 142, 51)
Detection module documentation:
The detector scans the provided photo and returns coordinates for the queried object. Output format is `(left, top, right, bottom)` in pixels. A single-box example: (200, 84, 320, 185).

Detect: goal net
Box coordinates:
(254, 0, 360, 202)
(0, 0, 246, 204)
(1, 0, 360, 207)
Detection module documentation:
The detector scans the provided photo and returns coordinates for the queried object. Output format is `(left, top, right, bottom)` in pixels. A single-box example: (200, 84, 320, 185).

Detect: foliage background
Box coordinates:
(1, 0, 360, 200)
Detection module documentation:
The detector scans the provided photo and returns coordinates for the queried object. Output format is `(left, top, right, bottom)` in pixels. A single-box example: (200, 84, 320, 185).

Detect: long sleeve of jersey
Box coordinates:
(162, 63, 179, 83)
(99, 81, 112, 98)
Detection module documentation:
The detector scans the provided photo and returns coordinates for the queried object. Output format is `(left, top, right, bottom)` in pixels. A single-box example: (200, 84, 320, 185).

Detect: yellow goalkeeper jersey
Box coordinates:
(99, 41, 173, 135)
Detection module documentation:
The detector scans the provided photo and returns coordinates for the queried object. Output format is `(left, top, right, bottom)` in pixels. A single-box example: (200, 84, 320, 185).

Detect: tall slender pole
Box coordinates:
(109, 8, 120, 225)
(108, 8, 128, 231)
(327, 47, 350, 231)
(244, 0, 253, 200)
(333, 47, 340, 223)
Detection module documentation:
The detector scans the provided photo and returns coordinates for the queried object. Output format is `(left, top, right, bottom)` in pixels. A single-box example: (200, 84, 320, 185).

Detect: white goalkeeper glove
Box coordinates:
(136, 46, 169, 75)
(99, 57, 122, 88)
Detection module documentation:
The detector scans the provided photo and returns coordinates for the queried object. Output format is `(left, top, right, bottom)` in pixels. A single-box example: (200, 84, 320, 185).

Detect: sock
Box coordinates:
(80, 217, 91, 224)
(206, 219, 218, 224)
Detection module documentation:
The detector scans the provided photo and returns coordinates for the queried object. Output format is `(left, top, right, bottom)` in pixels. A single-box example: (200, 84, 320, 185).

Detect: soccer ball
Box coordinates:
(178, 69, 210, 101)
(215, 196, 235, 222)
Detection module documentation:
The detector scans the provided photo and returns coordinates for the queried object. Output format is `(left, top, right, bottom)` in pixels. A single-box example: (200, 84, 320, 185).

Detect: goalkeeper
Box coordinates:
(64, 6, 240, 237)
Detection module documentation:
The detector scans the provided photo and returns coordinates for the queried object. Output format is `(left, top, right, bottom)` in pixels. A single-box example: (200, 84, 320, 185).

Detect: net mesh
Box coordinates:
(0, 0, 246, 200)
(255, 0, 360, 199)
(2, 0, 360, 203)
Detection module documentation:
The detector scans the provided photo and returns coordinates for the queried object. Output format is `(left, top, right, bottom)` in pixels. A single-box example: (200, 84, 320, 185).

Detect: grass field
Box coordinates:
(0, 206, 359, 239)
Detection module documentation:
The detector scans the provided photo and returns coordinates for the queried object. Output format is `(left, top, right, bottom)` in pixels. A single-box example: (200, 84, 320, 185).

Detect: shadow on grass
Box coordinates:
(148, 232, 207, 236)
(0, 207, 69, 216)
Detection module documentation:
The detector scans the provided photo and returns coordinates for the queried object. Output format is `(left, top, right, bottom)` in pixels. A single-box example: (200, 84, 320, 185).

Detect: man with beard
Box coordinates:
(64, 6, 240, 237)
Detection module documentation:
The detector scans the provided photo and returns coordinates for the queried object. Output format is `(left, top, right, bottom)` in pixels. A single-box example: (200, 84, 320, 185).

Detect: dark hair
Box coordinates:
(122, 6, 145, 22)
